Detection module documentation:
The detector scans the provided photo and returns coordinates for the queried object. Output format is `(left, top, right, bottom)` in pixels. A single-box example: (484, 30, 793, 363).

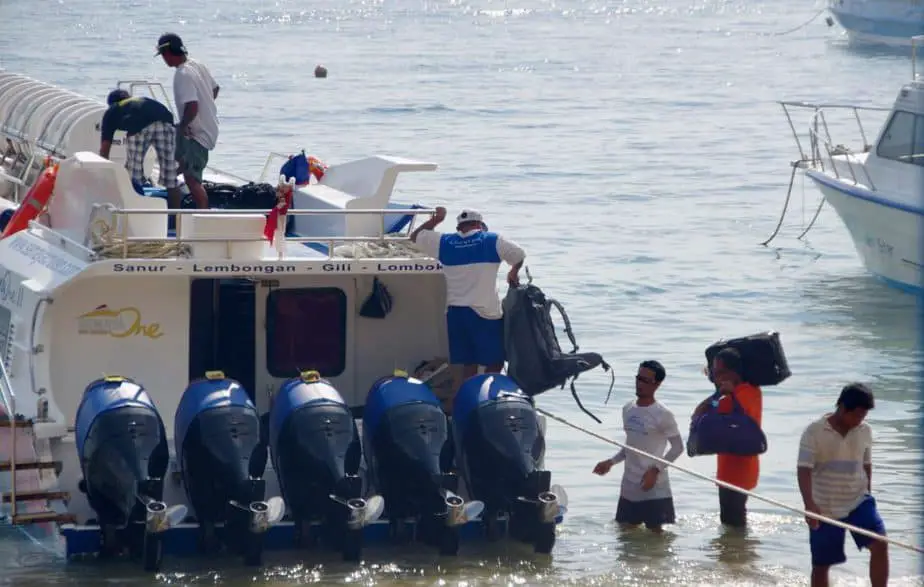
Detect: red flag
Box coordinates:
(264, 181, 294, 245)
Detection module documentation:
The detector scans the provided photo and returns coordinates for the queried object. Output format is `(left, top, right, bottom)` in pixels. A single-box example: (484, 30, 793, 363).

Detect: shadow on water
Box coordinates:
(826, 37, 918, 60)
(798, 273, 921, 359)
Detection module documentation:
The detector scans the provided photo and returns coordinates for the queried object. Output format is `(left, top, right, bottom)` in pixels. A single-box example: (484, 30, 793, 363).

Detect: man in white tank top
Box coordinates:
(156, 33, 220, 210)
(592, 360, 684, 533)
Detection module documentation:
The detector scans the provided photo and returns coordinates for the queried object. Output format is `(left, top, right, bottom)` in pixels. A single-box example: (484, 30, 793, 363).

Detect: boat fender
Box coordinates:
(2, 163, 58, 239)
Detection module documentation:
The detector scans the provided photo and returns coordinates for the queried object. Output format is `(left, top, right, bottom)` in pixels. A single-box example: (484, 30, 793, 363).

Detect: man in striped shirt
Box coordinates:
(797, 383, 888, 587)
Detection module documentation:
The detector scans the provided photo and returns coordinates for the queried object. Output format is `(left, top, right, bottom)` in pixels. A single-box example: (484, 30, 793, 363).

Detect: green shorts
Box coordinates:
(175, 134, 209, 183)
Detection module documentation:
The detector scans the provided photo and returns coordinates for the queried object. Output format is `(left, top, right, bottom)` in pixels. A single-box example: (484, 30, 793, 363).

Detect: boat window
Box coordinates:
(913, 115, 924, 166)
(876, 110, 915, 164)
(266, 288, 347, 378)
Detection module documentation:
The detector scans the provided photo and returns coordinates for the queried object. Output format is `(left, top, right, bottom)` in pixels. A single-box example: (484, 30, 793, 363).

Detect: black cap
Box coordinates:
(155, 33, 187, 56)
(106, 89, 131, 106)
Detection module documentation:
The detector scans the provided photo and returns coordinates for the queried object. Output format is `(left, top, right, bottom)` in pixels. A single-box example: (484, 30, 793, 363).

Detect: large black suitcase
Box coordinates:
(705, 331, 791, 387)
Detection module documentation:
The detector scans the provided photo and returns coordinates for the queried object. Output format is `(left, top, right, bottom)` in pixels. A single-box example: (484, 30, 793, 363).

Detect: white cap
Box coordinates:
(456, 209, 484, 225)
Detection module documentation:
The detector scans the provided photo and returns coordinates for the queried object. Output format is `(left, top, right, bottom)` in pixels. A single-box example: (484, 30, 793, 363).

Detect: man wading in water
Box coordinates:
(592, 360, 684, 533)
(798, 383, 889, 587)
(691, 348, 763, 528)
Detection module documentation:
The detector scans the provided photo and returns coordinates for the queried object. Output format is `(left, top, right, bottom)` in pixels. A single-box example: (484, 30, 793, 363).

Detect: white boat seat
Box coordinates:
(47, 152, 167, 246)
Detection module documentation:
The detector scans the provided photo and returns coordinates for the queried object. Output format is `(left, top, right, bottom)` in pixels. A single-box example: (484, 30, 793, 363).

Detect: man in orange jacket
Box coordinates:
(691, 347, 763, 528)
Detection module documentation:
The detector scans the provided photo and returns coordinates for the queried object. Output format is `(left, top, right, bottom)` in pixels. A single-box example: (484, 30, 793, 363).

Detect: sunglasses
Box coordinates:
(636, 375, 656, 385)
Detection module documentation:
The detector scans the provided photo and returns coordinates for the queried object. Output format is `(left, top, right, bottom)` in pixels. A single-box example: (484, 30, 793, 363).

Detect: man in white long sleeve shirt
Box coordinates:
(593, 360, 684, 533)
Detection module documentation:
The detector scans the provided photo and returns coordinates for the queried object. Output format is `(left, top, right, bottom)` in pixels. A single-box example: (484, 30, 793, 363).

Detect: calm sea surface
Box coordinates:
(1, 0, 922, 584)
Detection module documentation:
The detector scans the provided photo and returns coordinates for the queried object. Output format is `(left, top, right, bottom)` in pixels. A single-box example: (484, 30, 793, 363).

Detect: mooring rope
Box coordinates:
(535, 406, 924, 554)
(767, 8, 828, 36)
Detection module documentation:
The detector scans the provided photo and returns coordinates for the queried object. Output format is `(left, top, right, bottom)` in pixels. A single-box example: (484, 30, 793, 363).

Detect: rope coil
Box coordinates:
(89, 218, 191, 259)
(332, 240, 430, 259)
(535, 406, 924, 554)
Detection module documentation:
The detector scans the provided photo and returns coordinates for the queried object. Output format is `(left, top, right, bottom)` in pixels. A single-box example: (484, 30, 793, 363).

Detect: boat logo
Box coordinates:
(77, 305, 163, 340)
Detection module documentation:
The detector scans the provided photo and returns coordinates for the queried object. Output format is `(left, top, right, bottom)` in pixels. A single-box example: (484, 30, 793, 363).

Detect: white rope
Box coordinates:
(331, 240, 430, 259)
(535, 407, 924, 554)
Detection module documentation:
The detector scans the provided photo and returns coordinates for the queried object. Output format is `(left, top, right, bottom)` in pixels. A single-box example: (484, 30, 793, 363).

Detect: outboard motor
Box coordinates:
(174, 371, 284, 566)
(363, 370, 483, 555)
(74, 376, 186, 571)
(269, 370, 383, 561)
(451, 373, 568, 554)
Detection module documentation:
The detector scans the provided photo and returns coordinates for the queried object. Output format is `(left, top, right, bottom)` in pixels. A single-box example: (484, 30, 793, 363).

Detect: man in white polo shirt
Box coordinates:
(156, 33, 220, 210)
(410, 206, 525, 411)
(797, 383, 888, 587)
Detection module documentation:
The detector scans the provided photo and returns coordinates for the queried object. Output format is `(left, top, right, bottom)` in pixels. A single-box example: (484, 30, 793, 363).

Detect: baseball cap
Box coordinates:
(155, 33, 187, 56)
(106, 89, 131, 106)
(456, 209, 484, 225)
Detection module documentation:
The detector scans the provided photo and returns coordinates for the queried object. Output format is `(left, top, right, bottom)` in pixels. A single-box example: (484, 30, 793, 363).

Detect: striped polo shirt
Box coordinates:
(797, 414, 872, 519)
(414, 228, 525, 319)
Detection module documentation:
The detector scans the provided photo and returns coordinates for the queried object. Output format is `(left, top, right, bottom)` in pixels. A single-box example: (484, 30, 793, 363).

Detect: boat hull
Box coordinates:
(806, 170, 924, 293)
(828, 0, 924, 47)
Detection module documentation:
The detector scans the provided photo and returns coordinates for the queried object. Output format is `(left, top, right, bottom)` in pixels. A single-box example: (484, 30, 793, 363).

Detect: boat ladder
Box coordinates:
(0, 356, 73, 526)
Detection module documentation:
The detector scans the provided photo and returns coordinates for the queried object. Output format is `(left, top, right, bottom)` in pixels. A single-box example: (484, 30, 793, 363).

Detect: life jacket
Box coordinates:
(502, 281, 614, 423)
(687, 390, 767, 457)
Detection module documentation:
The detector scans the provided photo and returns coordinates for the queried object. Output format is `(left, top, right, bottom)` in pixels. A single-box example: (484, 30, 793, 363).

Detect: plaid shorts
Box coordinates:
(125, 121, 179, 189)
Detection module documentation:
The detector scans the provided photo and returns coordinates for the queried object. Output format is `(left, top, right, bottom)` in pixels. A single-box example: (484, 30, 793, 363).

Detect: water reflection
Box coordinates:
(613, 523, 680, 565)
(706, 527, 762, 567)
(799, 274, 921, 352)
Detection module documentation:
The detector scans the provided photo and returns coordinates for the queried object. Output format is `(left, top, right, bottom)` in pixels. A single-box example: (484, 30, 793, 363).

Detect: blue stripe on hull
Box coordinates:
(830, 8, 924, 40)
(805, 171, 924, 295)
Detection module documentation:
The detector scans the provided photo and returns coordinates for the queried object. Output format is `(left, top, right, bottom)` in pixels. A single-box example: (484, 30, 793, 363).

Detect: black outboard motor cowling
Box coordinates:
(452, 373, 563, 554)
(74, 376, 170, 567)
(174, 371, 271, 564)
(364, 372, 470, 554)
(270, 371, 374, 560)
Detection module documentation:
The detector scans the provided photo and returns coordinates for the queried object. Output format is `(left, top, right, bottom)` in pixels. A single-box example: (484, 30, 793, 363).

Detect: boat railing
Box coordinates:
(117, 79, 176, 119)
(259, 152, 295, 183)
(85, 204, 438, 260)
(912, 35, 924, 81)
(779, 100, 890, 190)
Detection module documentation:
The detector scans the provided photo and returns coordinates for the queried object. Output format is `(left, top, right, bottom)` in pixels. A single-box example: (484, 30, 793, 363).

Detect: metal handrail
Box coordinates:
(778, 100, 890, 191)
(806, 109, 878, 191)
(912, 35, 924, 80)
(779, 101, 891, 163)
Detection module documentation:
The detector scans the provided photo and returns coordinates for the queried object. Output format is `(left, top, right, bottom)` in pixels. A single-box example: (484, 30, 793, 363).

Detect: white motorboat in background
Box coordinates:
(827, 0, 924, 47)
(777, 36, 924, 293)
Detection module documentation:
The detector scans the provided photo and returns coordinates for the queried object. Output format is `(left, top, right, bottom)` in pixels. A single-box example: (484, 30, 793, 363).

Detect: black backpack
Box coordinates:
(502, 279, 614, 423)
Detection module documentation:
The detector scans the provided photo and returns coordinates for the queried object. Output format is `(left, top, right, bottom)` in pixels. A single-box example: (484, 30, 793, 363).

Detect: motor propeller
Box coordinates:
(330, 493, 386, 528)
(229, 496, 287, 533)
(517, 484, 568, 520)
(140, 495, 188, 534)
(441, 489, 485, 527)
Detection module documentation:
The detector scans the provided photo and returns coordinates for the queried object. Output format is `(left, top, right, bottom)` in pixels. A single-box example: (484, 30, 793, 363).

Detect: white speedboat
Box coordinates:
(827, 0, 924, 47)
(777, 36, 924, 294)
(0, 71, 573, 570)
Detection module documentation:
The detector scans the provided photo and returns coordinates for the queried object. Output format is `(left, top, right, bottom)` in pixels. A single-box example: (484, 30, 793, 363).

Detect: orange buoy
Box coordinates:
(2, 164, 58, 238)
